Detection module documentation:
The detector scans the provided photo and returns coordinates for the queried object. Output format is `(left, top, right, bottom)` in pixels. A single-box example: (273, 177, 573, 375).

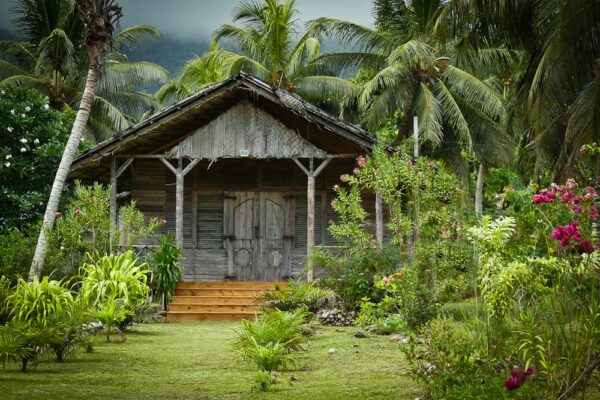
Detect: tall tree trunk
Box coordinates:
(28, 65, 98, 281)
(475, 160, 486, 220)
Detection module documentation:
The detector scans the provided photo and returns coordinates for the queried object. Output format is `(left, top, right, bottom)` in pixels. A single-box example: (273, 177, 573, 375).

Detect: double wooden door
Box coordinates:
(224, 191, 293, 281)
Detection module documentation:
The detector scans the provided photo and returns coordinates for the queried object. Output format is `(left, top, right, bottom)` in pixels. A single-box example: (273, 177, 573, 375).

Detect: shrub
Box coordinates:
(240, 337, 297, 372)
(313, 245, 400, 309)
(93, 297, 131, 342)
(80, 251, 151, 311)
(0, 276, 12, 324)
(234, 308, 311, 355)
(258, 279, 336, 312)
(7, 276, 73, 327)
(0, 326, 30, 369)
(151, 234, 182, 310)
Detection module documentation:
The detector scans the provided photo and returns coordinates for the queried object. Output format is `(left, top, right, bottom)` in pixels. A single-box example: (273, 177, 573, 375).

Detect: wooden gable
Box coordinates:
(167, 99, 327, 159)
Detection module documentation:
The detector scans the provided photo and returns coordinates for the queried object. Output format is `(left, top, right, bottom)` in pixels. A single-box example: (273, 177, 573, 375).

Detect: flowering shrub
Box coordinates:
(0, 87, 75, 229)
(503, 367, 534, 391)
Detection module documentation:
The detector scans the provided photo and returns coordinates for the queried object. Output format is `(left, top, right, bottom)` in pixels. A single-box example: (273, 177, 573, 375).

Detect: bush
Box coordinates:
(0, 276, 12, 325)
(234, 307, 311, 384)
(79, 251, 151, 311)
(258, 279, 336, 312)
(151, 234, 182, 310)
(7, 276, 73, 327)
(313, 245, 401, 309)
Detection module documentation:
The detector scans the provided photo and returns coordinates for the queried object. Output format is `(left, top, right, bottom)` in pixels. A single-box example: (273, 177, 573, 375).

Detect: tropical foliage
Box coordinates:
(157, 0, 357, 108)
(151, 234, 182, 311)
(0, 0, 168, 142)
(0, 86, 75, 230)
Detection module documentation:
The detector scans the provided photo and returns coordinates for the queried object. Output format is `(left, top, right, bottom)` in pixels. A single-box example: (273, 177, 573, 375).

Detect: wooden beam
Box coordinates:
(306, 159, 315, 282)
(375, 193, 384, 246)
(160, 157, 177, 175)
(292, 158, 310, 176)
(313, 157, 331, 178)
(115, 157, 133, 179)
(182, 158, 201, 176)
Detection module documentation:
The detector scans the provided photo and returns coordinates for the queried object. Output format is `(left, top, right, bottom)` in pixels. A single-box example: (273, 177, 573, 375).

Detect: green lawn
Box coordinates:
(0, 322, 421, 400)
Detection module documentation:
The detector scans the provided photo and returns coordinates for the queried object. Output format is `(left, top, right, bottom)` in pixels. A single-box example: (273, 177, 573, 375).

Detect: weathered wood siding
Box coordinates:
(168, 100, 327, 159)
(129, 157, 384, 280)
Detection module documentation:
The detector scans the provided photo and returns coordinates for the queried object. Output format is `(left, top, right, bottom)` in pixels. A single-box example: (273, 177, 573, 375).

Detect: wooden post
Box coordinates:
(175, 158, 184, 248)
(109, 156, 133, 254)
(375, 193, 384, 246)
(293, 157, 331, 282)
(307, 159, 315, 282)
(160, 157, 200, 251)
(110, 157, 117, 254)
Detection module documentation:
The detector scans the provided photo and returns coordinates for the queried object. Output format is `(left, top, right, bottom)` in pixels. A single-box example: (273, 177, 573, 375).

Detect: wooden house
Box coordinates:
(70, 73, 384, 285)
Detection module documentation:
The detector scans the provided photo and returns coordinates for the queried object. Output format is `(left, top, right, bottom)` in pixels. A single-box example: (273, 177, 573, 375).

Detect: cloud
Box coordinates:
(118, 0, 374, 39)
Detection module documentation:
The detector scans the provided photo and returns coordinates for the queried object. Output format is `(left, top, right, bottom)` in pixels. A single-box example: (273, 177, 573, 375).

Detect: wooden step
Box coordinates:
(174, 288, 267, 297)
(177, 281, 287, 289)
(167, 311, 259, 322)
(169, 304, 258, 313)
(171, 296, 257, 305)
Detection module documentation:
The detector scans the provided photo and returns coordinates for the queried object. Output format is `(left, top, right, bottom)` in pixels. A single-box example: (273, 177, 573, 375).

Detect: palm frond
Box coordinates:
(434, 79, 471, 151)
(35, 28, 76, 78)
(414, 82, 444, 146)
(98, 61, 168, 93)
(111, 24, 162, 52)
(155, 81, 194, 107)
(203, 50, 270, 82)
(387, 39, 434, 68)
(286, 36, 320, 80)
(294, 76, 359, 103)
(0, 60, 31, 81)
(442, 65, 504, 122)
(306, 17, 393, 54)
(310, 52, 387, 77)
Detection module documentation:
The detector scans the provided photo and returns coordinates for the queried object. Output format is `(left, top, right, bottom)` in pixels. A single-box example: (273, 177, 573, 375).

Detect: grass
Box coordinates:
(0, 322, 421, 400)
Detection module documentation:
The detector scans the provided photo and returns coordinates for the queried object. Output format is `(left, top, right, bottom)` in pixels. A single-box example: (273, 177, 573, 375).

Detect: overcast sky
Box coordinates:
(0, 0, 374, 39)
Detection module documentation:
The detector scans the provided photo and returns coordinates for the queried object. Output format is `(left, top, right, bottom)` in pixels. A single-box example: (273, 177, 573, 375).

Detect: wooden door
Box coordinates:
(227, 192, 257, 280)
(225, 191, 292, 281)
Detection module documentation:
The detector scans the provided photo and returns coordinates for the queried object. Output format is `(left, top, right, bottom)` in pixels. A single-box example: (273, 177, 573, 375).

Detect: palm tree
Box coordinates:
(0, 0, 168, 143)
(445, 0, 600, 181)
(29, 0, 124, 280)
(156, 0, 357, 107)
(308, 0, 513, 216)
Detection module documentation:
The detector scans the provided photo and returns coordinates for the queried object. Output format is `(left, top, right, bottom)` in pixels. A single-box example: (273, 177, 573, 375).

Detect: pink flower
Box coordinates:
(590, 205, 598, 221)
(160, 218, 167, 225)
(585, 187, 598, 201)
(55, 211, 62, 218)
(578, 240, 594, 254)
(561, 192, 574, 203)
(382, 274, 393, 285)
(353, 167, 360, 174)
(566, 178, 579, 190)
(571, 204, 584, 214)
(533, 189, 555, 204)
(573, 196, 582, 205)
(340, 174, 348, 182)
(357, 155, 366, 167)
(333, 184, 339, 192)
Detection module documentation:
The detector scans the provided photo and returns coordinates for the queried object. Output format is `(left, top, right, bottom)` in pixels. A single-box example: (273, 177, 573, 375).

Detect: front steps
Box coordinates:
(167, 281, 286, 322)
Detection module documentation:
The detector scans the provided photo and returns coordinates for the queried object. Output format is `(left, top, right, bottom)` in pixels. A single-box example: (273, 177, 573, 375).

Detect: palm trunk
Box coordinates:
(475, 160, 486, 220)
(28, 65, 98, 281)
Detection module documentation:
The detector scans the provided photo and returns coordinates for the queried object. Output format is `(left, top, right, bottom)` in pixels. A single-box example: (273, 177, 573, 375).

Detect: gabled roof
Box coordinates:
(70, 73, 375, 180)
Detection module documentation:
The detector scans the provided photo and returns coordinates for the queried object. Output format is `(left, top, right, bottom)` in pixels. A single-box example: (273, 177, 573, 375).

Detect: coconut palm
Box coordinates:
(156, 0, 358, 107)
(0, 0, 168, 143)
(308, 0, 513, 216)
(443, 0, 600, 181)
(29, 0, 124, 280)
